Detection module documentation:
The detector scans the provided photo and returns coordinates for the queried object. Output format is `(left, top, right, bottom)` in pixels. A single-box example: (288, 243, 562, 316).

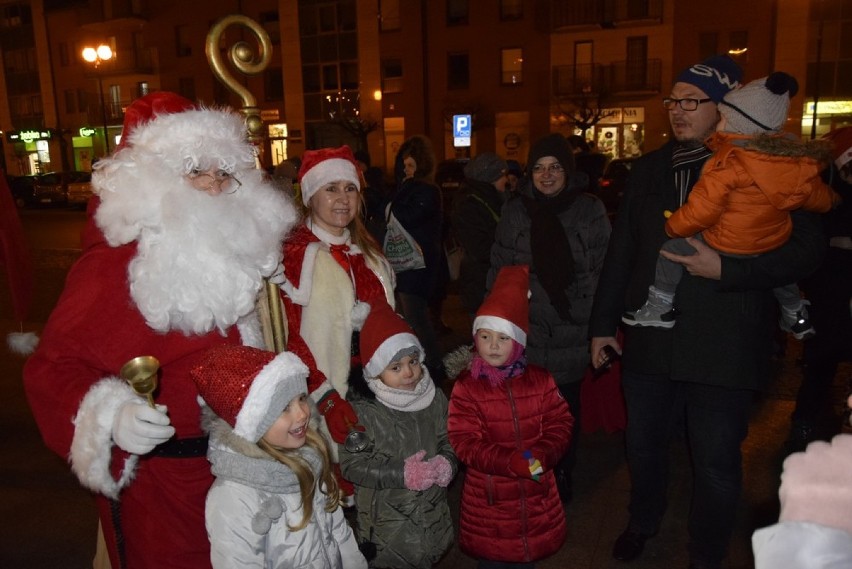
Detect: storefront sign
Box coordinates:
(598, 108, 622, 124)
(79, 127, 96, 137)
(622, 107, 645, 122)
(803, 100, 852, 116)
(6, 129, 52, 143)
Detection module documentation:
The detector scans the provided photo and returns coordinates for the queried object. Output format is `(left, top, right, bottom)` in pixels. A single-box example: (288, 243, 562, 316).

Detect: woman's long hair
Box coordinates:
(257, 426, 340, 531)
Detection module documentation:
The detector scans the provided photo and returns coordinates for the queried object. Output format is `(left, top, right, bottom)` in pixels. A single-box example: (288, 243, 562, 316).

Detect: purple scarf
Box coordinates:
(470, 340, 527, 387)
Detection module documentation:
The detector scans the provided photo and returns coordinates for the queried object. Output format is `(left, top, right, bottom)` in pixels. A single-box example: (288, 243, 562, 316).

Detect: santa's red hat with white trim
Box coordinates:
(116, 91, 196, 152)
(190, 345, 308, 442)
(298, 145, 361, 206)
(473, 265, 530, 346)
(360, 300, 423, 379)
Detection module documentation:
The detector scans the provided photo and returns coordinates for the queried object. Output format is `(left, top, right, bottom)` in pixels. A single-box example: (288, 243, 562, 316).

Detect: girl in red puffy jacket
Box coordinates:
(447, 265, 574, 568)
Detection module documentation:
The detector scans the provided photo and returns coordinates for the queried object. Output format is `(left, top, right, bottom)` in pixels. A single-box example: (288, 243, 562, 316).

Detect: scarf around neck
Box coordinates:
(366, 368, 436, 412)
(522, 183, 582, 321)
(470, 340, 527, 386)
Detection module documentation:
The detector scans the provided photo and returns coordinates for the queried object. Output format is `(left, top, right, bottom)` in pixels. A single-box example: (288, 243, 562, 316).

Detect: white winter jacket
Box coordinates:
(203, 413, 367, 569)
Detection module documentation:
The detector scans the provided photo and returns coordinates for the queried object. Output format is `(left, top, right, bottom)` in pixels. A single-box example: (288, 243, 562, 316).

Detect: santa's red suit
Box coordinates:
(22, 93, 297, 569)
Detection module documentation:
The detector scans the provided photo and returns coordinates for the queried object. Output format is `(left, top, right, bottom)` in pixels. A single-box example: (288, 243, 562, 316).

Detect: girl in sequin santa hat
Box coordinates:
(191, 344, 367, 569)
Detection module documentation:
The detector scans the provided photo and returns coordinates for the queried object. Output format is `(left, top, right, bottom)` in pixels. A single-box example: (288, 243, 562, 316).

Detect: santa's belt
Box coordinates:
(151, 436, 209, 458)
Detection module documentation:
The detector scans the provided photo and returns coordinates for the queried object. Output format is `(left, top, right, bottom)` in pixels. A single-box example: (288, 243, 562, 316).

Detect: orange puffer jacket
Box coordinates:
(666, 132, 839, 254)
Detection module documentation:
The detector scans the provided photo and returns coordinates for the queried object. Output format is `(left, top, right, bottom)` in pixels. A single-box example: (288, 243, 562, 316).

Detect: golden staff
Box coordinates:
(205, 15, 286, 353)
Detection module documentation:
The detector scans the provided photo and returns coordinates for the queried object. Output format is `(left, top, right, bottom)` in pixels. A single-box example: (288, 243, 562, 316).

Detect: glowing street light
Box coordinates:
(81, 44, 114, 154)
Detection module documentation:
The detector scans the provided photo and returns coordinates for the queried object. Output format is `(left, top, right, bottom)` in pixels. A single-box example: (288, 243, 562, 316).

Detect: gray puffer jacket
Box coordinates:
(488, 175, 611, 385)
(340, 384, 456, 569)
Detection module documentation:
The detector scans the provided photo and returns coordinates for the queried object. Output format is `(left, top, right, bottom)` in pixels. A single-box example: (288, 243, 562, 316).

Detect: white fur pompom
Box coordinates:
(7, 332, 39, 356)
(351, 301, 371, 331)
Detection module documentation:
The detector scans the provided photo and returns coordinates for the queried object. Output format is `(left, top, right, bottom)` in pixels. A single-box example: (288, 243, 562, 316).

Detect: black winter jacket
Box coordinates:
(589, 141, 826, 390)
(390, 177, 443, 299)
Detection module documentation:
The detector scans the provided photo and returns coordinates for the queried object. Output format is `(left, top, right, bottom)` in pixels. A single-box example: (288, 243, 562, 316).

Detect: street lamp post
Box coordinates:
(81, 45, 114, 154)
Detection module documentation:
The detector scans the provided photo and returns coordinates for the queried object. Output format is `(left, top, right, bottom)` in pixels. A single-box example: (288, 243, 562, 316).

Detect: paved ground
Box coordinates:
(2, 243, 849, 569)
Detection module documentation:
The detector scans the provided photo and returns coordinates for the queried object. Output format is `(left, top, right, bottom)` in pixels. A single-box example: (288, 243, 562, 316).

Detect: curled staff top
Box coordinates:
(205, 15, 272, 142)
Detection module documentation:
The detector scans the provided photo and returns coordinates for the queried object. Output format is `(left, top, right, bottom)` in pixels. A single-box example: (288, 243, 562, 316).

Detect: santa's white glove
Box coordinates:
(267, 262, 286, 286)
(111, 400, 175, 455)
(779, 434, 852, 536)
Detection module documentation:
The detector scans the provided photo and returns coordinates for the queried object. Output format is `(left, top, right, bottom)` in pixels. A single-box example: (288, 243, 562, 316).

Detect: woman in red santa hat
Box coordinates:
(23, 92, 299, 569)
(277, 145, 395, 498)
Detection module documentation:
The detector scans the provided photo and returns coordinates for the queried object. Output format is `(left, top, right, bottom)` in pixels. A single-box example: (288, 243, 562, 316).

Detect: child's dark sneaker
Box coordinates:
(779, 300, 816, 340)
(621, 303, 677, 328)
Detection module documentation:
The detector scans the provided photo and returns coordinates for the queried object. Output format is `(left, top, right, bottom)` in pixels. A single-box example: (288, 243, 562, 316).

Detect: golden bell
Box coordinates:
(120, 356, 161, 408)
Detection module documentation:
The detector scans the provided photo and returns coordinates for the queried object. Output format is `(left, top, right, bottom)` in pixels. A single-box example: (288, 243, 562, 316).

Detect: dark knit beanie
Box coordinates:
(464, 152, 508, 183)
(526, 133, 575, 175)
(720, 72, 799, 135)
(675, 54, 742, 103)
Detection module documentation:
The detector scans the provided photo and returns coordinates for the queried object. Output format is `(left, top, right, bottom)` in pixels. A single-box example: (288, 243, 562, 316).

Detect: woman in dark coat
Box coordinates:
(390, 135, 444, 382)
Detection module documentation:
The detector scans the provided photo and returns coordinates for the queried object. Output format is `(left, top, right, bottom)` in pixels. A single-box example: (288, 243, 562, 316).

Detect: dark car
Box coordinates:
(33, 172, 70, 207)
(7, 175, 38, 208)
(597, 157, 636, 218)
(65, 171, 94, 208)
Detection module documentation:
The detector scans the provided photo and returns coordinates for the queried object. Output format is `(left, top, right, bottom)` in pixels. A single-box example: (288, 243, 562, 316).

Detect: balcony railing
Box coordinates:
(551, 0, 663, 29)
(553, 60, 662, 98)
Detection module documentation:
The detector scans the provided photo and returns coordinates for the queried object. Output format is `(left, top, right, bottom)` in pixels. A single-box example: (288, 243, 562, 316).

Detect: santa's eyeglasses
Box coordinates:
(187, 169, 241, 194)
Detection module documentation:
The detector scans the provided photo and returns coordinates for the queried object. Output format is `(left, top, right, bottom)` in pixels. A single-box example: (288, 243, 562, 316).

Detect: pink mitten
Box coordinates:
(404, 450, 435, 491)
(779, 435, 852, 536)
(428, 455, 454, 487)
(508, 452, 534, 479)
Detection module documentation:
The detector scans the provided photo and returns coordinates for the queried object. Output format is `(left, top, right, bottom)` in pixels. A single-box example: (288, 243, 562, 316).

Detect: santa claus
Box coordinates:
(23, 92, 299, 569)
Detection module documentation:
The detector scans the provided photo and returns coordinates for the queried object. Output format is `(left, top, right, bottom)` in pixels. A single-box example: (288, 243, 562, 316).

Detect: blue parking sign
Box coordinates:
(453, 114, 471, 147)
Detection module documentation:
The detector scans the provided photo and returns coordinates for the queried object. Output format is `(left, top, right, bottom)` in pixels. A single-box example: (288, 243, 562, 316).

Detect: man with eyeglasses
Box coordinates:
(589, 56, 825, 569)
(23, 92, 300, 568)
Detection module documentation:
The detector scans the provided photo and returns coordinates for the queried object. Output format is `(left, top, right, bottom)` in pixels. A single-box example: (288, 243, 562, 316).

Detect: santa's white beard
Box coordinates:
(122, 170, 297, 335)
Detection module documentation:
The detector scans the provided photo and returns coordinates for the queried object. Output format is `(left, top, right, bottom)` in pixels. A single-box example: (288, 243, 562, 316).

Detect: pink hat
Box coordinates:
(473, 265, 530, 346)
(190, 345, 308, 442)
(359, 300, 423, 379)
(116, 92, 195, 151)
(297, 146, 361, 206)
(824, 126, 852, 171)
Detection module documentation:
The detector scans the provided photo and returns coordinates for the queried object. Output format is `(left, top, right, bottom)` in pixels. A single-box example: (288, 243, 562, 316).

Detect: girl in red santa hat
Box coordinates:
(447, 265, 574, 568)
(340, 299, 456, 569)
(191, 344, 367, 569)
(276, 145, 395, 500)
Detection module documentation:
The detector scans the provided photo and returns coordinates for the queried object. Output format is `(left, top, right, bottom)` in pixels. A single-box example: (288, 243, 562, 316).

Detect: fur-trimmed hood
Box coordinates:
(710, 131, 833, 163)
(442, 344, 474, 381)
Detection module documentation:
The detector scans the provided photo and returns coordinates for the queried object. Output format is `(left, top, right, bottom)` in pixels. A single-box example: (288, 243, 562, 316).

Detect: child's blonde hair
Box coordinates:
(258, 426, 340, 531)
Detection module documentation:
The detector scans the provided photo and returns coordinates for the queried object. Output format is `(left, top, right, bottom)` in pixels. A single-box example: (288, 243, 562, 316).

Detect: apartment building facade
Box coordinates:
(2, 0, 850, 178)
